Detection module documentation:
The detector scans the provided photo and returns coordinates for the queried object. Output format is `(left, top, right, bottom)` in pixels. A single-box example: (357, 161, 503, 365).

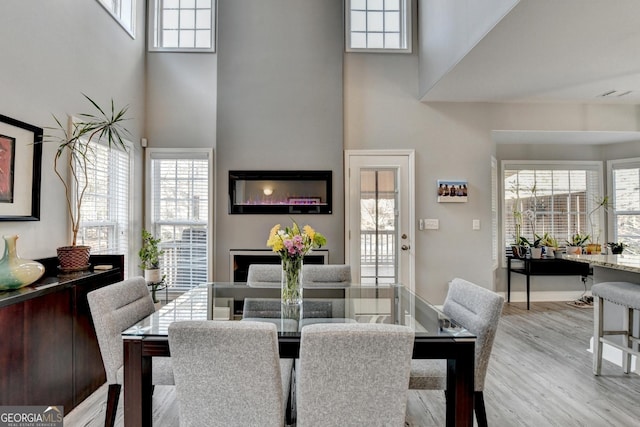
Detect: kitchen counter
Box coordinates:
(563, 254, 640, 274)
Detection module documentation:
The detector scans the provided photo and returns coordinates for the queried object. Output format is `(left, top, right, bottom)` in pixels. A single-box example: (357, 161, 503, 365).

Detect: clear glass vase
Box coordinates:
(281, 257, 303, 305)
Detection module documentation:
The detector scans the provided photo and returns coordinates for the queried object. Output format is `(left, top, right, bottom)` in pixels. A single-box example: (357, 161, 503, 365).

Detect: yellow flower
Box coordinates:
(267, 224, 284, 251)
(303, 225, 315, 240)
(268, 224, 281, 240)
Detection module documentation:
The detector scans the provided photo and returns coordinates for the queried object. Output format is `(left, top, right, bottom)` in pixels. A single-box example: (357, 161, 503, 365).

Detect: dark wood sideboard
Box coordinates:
(0, 254, 124, 414)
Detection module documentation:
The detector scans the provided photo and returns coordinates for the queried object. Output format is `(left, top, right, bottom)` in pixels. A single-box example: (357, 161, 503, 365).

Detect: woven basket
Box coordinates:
(57, 245, 91, 272)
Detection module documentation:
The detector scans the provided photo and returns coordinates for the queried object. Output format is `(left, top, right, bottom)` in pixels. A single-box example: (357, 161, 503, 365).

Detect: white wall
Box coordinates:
(345, 49, 640, 303)
(418, 0, 520, 97)
(0, 0, 146, 264)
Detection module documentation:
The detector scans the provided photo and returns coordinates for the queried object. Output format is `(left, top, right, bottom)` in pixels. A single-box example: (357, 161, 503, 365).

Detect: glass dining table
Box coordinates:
(122, 283, 476, 427)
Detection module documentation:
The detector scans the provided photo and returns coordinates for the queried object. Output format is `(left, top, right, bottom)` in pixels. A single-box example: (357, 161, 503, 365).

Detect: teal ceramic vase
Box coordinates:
(0, 235, 45, 291)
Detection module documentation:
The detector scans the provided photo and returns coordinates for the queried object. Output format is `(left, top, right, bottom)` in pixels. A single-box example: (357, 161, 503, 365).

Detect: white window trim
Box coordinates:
(345, 0, 412, 53)
(96, 0, 136, 39)
(607, 156, 640, 244)
(144, 148, 215, 289)
(147, 0, 217, 53)
(500, 160, 604, 268)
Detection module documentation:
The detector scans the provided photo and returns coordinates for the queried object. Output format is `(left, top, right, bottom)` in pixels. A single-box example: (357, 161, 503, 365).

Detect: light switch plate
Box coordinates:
(472, 219, 480, 230)
(424, 219, 439, 230)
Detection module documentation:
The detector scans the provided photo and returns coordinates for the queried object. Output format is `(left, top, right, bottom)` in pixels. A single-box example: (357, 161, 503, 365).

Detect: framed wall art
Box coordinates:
(437, 179, 468, 203)
(0, 115, 42, 221)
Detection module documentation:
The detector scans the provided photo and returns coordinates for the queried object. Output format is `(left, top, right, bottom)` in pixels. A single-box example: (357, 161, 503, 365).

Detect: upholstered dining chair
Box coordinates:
(409, 277, 504, 427)
(296, 323, 414, 427)
(302, 264, 351, 287)
(87, 276, 174, 427)
(246, 264, 281, 287)
(168, 320, 293, 427)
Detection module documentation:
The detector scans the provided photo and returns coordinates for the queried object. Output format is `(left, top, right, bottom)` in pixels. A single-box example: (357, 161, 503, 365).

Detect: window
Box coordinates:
(502, 161, 604, 259)
(608, 158, 640, 255)
(97, 0, 136, 37)
(76, 139, 132, 274)
(346, 0, 412, 53)
(148, 0, 216, 52)
(147, 149, 212, 292)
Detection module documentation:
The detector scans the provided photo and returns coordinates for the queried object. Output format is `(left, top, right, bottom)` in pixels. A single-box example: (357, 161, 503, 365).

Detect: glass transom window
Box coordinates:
(149, 0, 216, 52)
(346, 0, 411, 53)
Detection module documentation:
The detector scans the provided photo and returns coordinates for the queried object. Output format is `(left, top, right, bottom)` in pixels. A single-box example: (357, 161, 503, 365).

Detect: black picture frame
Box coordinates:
(0, 114, 42, 221)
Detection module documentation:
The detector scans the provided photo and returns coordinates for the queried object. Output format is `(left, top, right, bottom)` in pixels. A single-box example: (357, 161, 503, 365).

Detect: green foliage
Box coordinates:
(138, 229, 164, 269)
(45, 94, 130, 246)
(607, 242, 626, 254)
(567, 233, 590, 247)
(539, 233, 559, 249)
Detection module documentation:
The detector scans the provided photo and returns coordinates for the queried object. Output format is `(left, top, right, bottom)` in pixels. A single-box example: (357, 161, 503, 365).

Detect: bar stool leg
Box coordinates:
(593, 296, 604, 376)
(623, 307, 632, 374)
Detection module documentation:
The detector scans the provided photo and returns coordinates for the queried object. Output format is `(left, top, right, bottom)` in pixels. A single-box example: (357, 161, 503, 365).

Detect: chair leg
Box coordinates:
(105, 384, 121, 427)
(623, 307, 632, 374)
(474, 391, 488, 427)
(593, 296, 604, 375)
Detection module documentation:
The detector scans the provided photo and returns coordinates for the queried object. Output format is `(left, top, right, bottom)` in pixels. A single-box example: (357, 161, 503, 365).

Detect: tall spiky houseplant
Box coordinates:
(47, 95, 130, 271)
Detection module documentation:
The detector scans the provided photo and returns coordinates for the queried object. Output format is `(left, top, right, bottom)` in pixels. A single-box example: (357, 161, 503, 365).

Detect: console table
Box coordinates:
(507, 256, 591, 310)
(0, 254, 124, 414)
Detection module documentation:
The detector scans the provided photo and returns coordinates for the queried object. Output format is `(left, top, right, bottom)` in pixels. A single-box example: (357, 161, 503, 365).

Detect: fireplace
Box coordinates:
(230, 249, 329, 282)
(229, 170, 332, 214)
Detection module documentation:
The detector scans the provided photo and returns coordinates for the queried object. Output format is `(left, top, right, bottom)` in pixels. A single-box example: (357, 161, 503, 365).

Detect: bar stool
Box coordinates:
(592, 281, 640, 375)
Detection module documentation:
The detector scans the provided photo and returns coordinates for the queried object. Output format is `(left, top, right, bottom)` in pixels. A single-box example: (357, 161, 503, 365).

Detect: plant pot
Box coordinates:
(530, 247, 543, 259)
(566, 246, 583, 255)
(144, 268, 162, 283)
(511, 245, 527, 259)
(585, 243, 602, 255)
(57, 245, 91, 272)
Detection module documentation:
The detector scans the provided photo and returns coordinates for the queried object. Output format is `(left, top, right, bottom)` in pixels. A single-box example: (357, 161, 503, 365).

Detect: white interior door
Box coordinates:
(345, 150, 415, 292)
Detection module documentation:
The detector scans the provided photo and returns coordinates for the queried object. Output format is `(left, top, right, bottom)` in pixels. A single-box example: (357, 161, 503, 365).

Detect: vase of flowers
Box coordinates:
(267, 221, 327, 305)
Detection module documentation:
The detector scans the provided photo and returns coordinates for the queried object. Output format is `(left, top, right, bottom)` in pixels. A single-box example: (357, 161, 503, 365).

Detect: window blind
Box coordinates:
(609, 158, 640, 255)
(148, 151, 210, 291)
(502, 161, 604, 255)
(77, 140, 131, 275)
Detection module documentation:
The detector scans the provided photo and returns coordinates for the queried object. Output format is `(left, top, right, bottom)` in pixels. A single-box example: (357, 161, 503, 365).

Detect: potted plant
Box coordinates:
(539, 233, 560, 258)
(138, 229, 164, 284)
(566, 233, 589, 255)
(586, 195, 610, 254)
(607, 242, 626, 255)
(529, 234, 544, 259)
(510, 235, 530, 259)
(46, 94, 130, 271)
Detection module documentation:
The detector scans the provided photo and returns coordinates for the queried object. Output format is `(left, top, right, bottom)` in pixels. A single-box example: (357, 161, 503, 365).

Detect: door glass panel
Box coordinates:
(360, 169, 398, 284)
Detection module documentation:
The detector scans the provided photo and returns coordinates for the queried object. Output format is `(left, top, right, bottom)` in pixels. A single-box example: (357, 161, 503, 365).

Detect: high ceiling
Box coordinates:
(421, 0, 640, 104)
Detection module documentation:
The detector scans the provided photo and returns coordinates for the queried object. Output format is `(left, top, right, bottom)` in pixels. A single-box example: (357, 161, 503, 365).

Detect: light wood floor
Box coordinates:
(65, 301, 640, 427)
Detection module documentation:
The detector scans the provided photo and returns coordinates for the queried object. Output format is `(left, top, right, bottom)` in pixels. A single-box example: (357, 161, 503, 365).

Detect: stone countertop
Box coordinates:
(564, 254, 640, 274)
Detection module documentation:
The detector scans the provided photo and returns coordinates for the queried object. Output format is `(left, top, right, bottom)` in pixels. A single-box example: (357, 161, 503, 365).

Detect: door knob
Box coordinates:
(401, 245, 410, 251)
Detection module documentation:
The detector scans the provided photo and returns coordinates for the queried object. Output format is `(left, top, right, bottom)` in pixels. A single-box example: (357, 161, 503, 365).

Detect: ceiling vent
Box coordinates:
(598, 90, 632, 97)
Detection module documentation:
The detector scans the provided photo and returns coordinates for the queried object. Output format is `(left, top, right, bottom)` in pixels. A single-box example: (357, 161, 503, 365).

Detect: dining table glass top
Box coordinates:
(122, 282, 475, 340)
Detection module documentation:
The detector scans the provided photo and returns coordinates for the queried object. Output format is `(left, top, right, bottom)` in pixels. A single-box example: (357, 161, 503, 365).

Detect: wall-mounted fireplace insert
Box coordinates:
(229, 170, 332, 214)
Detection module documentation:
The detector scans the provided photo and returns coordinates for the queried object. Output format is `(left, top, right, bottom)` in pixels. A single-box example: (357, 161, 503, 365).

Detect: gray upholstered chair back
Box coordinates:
(168, 320, 286, 427)
(302, 264, 351, 287)
(296, 323, 414, 427)
(443, 277, 504, 390)
(87, 276, 156, 384)
(246, 264, 281, 287)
